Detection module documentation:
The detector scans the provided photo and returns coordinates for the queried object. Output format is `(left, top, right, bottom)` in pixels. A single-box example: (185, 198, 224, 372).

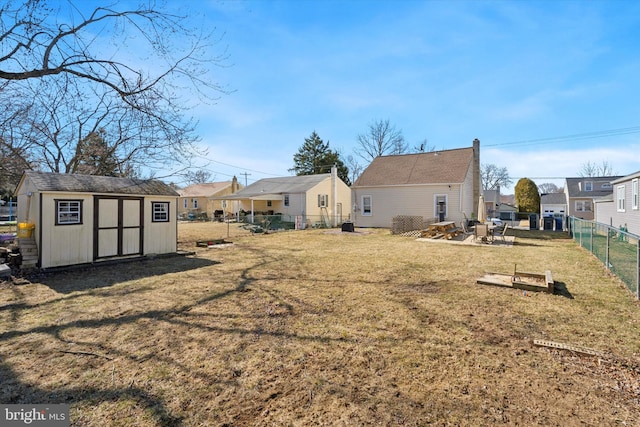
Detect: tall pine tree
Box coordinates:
(290, 131, 350, 185)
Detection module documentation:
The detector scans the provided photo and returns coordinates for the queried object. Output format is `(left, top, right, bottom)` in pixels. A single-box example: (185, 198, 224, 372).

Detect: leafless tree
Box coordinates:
(577, 160, 617, 177)
(185, 170, 214, 185)
(538, 182, 562, 194)
(346, 154, 364, 184)
(0, 0, 228, 185)
(355, 119, 406, 163)
(481, 163, 512, 190)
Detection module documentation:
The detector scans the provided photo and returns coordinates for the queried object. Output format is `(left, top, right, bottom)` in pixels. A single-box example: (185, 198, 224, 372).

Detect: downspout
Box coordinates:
(331, 164, 338, 227)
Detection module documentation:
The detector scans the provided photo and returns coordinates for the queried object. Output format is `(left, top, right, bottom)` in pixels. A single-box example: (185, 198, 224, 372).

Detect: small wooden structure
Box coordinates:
(477, 268, 554, 293)
(15, 171, 179, 270)
(422, 221, 462, 240)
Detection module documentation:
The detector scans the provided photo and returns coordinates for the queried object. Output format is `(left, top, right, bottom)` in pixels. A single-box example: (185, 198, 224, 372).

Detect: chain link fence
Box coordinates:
(569, 217, 640, 299)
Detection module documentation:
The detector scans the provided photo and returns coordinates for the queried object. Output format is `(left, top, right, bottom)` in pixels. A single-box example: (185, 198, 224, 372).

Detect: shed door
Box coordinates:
(94, 196, 144, 260)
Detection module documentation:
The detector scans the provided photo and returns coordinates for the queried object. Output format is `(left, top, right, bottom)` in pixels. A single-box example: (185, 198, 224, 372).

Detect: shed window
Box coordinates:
(152, 202, 170, 222)
(56, 200, 83, 225)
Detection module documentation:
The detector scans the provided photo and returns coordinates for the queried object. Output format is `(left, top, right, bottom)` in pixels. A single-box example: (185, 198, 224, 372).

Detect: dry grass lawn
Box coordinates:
(1, 222, 640, 426)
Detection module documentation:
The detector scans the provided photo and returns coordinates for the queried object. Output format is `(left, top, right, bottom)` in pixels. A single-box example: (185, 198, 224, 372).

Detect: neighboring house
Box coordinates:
(15, 171, 179, 270)
(564, 176, 622, 220)
(178, 177, 241, 220)
(496, 203, 517, 221)
(215, 166, 351, 228)
(594, 170, 640, 236)
(351, 139, 481, 228)
(483, 187, 501, 219)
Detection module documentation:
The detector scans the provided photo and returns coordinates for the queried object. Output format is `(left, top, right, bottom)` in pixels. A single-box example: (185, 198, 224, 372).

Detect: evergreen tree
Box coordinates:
(515, 178, 540, 213)
(290, 131, 351, 185)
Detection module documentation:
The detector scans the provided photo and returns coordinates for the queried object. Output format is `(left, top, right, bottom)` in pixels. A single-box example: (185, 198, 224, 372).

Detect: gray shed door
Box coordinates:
(94, 196, 144, 260)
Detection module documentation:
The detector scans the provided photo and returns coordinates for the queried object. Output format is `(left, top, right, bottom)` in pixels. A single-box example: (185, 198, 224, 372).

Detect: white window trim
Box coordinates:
(585, 181, 593, 191)
(632, 179, 638, 210)
(434, 194, 448, 219)
(361, 195, 372, 216)
(617, 185, 626, 212)
(152, 201, 170, 222)
(56, 200, 82, 225)
(183, 198, 187, 209)
(283, 194, 290, 207)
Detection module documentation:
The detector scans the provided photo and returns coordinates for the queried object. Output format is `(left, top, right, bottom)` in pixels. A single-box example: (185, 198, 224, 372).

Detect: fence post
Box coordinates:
(606, 224, 610, 270)
(590, 221, 594, 253)
(637, 240, 640, 300)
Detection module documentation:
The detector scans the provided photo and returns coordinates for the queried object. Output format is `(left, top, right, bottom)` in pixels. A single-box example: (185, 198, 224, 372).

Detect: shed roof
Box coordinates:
(222, 174, 330, 199)
(178, 182, 234, 197)
(353, 147, 473, 187)
(20, 171, 179, 196)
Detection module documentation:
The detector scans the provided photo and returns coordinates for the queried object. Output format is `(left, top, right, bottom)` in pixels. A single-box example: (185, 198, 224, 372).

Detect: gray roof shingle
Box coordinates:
(23, 171, 179, 196)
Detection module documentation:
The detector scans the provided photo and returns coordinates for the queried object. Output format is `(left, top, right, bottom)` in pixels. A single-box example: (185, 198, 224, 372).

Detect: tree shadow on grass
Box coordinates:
(0, 358, 184, 426)
(35, 256, 220, 294)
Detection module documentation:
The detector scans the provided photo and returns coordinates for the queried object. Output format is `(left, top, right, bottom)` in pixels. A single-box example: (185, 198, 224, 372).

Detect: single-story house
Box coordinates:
(351, 139, 481, 228)
(594, 170, 640, 236)
(215, 166, 351, 228)
(496, 203, 517, 221)
(564, 176, 622, 220)
(15, 171, 179, 269)
(178, 177, 242, 220)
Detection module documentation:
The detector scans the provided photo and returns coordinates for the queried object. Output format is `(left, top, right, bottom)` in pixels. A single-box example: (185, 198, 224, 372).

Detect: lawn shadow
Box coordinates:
(36, 256, 220, 294)
(553, 281, 574, 299)
(0, 357, 183, 426)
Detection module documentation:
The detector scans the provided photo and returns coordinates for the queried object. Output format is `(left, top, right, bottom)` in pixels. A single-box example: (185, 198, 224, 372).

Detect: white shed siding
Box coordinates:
(144, 197, 178, 254)
(41, 193, 94, 268)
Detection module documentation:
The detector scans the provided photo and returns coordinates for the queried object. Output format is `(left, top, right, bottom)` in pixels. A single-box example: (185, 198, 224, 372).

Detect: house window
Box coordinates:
(632, 179, 638, 210)
(284, 194, 290, 207)
(601, 183, 612, 189)
(617, 185, 626, 212)
(318, 194, 328, 207)
(575, 200, 592, 212)
(585, 181, 593, 191)
(267, 200, 272, 207)
(183, 198, 187, 209)
(152, 202, 170, 222)
(361, 195, 372, 216)
(56, 200, 83, 225)
(193, 198, 198, 209)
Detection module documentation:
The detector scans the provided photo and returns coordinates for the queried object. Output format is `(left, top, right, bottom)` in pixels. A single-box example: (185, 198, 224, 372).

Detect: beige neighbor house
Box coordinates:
(564, 176, 622, 220)
(15, 171, 179, 270)
(351, 139, 481, 228)
(178, 177, 242, 220)
(216, 166, 351, 229)
(593, 171, 640, 236)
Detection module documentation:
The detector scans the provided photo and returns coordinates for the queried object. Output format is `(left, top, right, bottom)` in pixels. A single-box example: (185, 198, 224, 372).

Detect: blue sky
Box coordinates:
(172, 0, 640, 192)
